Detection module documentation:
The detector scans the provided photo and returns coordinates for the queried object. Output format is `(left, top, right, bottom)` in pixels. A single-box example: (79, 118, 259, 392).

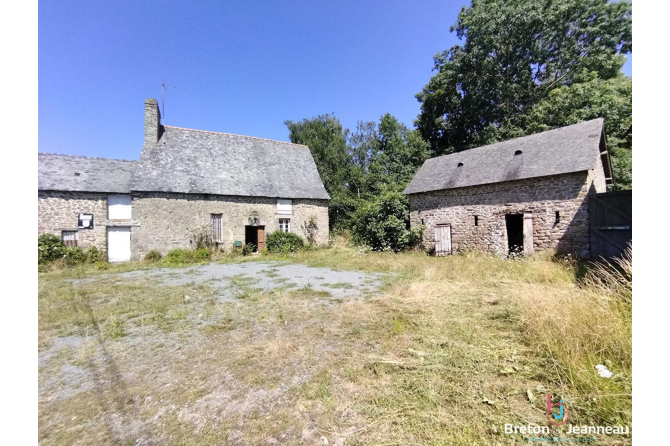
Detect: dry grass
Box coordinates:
(38, 245, 632, 445)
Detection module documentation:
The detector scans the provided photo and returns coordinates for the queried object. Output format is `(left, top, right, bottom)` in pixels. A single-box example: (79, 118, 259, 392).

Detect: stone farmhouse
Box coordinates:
(38, 99, 330, 262)
(404, 119, 613, 258)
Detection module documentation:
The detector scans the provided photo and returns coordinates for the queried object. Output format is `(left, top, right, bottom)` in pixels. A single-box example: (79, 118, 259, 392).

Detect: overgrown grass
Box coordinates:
(38, 244, 632, 445)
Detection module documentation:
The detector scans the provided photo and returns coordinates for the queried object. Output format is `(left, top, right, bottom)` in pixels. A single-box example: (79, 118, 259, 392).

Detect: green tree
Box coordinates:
(527, 73, 632, 189)
(415, 0, 632, 158)
(285, 115, 353, 229)
(352, 185, 423, 252)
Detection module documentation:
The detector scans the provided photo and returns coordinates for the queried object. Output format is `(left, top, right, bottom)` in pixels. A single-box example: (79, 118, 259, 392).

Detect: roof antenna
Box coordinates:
(161, 81, 187, 124)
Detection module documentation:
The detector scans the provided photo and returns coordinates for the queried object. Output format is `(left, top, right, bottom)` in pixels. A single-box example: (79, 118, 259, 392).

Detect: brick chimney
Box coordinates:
(144, 98, 163, 145)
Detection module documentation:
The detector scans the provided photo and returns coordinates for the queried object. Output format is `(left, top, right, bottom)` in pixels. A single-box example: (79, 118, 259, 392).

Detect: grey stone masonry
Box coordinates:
(38, 191, 140, 254)
(130, 192, 329, 260)
(39, 191, 105, 252)
(144, 98, 162, 146)
(409, 166, 606, 258)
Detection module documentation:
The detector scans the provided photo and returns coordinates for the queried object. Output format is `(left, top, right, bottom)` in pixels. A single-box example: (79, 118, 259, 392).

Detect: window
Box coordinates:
(62, 231, 78, 247)
(211, 214, 222, 242)
(279, 218, 290, 233)
(474, 215, 479, 226)
(555, 211, 560, 224)
(277, 199, 293, 215)
(108, 195, 132, 220)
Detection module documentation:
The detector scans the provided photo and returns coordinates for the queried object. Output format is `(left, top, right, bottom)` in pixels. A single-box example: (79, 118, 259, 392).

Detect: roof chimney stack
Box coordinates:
(144, 98, 163, 145)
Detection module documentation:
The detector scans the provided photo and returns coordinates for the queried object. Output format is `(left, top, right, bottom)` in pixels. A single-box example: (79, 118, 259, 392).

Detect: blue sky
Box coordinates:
(39, 0, 632, 161)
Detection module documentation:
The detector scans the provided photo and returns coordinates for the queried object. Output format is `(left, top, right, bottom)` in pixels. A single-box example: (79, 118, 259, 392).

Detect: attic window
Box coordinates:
(514, 150, 523, 156)
(457, 162, 464, 167)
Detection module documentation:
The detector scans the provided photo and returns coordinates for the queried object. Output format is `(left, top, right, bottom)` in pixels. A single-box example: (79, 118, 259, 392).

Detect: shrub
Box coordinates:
(95, 261, 110, 270)
(144, 250, 162, 262)
(351, 187, 423, 252)
(162, 248, 211, 265)
(63, 247, 86, 266)
(242, 243, 255, 256)
(266, 231, 305, 254)
(193, 248, 211, 262)
(85, 246, 102, 263)
(163, 249, 193, 264)
(38, 233, 66, 264)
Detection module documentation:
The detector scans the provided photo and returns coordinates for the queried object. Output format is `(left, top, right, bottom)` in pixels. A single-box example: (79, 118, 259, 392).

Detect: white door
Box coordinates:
(434, 225, 452, 256)
(108, 227, 131, 262)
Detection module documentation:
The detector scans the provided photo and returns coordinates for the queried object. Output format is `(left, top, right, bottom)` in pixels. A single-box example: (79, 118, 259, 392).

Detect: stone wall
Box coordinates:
(38, 191, 109, 252)
(409, 169, 606, 258)
(130, 192, 329, 259)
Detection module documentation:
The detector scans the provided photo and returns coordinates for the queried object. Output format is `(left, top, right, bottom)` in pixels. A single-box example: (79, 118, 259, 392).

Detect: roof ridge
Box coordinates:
(39, 152, 137, 162)
(427, 118, 604, 163)
(164, 125, 309, 148)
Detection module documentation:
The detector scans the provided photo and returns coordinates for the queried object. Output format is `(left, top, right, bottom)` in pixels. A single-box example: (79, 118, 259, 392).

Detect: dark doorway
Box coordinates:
(505, 214, 524, 255)
(244, 226, 265, 252)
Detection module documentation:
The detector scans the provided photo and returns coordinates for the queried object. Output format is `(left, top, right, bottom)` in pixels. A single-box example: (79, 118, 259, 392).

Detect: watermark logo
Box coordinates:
(546, 394, 570, 426)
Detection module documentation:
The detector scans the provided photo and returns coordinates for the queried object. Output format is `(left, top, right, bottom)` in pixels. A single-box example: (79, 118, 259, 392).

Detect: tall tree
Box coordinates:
(415, 0, 632, 156)
(285, 115, 354, 229)
(527, 73, 632, 189)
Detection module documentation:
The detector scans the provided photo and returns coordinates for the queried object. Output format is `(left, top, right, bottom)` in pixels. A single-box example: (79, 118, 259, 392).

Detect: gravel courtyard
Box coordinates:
(81, 261, 388, 301)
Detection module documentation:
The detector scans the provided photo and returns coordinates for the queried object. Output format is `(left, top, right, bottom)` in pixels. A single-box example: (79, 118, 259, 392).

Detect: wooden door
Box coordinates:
(256, 227, 265, 251)
(434, 225, 452, 256)
(523, 214, 534, 255)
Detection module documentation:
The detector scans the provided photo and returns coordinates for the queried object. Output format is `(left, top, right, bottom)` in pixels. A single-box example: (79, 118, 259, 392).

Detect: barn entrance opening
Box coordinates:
(245, 226, 265, 252)
(505, 214, 524, 255)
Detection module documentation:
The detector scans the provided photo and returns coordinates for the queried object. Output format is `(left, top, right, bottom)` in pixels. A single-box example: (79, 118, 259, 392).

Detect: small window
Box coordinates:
(277, 199, 293, 215)
(62, 231, 78, 247)
(474, 215, 479, 226)
(514, 150, 523, 156)
(108, 195, 132, 220)
(457, 162, 464, 167)
(555, 211, 560, 224)
(279, 218, 291, 233)
(211, 214, 222, 242)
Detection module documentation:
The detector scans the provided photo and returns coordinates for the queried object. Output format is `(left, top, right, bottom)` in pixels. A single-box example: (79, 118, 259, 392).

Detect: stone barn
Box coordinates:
(404, 119, 613, 258)
(38, 98, 330, 261)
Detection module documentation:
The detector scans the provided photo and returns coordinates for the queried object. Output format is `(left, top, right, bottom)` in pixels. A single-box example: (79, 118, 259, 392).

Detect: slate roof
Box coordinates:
(38, 153, 136, 193)
(404, 119, 608, 195)
(131, 126, 330, 199)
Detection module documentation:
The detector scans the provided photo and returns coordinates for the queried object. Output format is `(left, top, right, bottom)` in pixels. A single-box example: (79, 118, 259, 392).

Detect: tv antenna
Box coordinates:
(161, 81, 187, 124)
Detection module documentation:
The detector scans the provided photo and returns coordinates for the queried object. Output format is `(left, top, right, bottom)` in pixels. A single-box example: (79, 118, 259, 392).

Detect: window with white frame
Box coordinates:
(211, 214, 222, 242)
(62, 231, 78, 247)
(277, 199, 293, 215)
(278, 218, 290, 233)
(108, 195, 132, 220)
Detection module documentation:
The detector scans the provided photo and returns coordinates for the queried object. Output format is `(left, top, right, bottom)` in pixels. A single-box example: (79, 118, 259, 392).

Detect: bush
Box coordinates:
(351, 187, 423, 252)
(163, 249, 193, 264)
(144, 250, 162, 262)
(85, 246, 102, 263)
(162, 248, 211, 265)
(63, 246, 86, 266)
(95, 261, 110, 270)
(242, 243, 255, 256)
(266, 232, 305, 254)
(38, 233, 66, 264)
(193, 248, 211, 261)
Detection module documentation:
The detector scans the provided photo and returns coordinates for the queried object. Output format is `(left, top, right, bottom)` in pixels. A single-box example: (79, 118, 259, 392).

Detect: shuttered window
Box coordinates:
(211, 214, 222, 242)
(108, 195, 132, 220)
(279, 218, 290, 233)
(62, 231, 78, 247)
(277, 199, 293, 215)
